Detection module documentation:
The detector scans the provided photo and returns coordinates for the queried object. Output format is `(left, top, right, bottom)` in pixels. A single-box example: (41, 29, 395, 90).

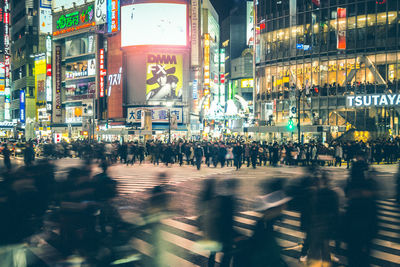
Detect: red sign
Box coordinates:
(46, 64, 52, 76)
(220, 74, 225, 84)
(337, 8, 346, 50)
(110, 0, 119, 33)
(99, 49, 106, 97)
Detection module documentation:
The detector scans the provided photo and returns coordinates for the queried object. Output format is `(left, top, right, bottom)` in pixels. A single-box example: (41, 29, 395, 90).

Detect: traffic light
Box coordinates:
(287, 117, 294, 130)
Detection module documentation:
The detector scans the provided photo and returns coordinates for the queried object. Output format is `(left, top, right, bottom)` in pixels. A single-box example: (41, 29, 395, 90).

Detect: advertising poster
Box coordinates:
(0, 63, 4, 95)
(20, 90, 25, 123)
(35, 56, 46, 102)
(246, 1, 254, 47)
(65, 36, 93, 57)
(146, 53, 183, 101)
(0, 0, 4, 54)
(39, 7, 52, 34)
(88, 58, 96, 76)
(121, 3, 187, 47)
(337, 7, 346, 50)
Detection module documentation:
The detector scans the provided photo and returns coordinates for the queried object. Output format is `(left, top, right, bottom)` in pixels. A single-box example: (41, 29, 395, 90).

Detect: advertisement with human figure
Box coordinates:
(146, 54, 183, 101)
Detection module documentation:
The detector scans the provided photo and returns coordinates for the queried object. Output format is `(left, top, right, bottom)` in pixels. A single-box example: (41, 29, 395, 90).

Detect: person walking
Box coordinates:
(24, 142, 35, 167)
(334, 143, 343, 167)
(344, 160, 378, 267)
(250, 144, 259, 169)
(2, 143, 11, 171)
(233, 142, 243, 170)
(194, 144, 204, 170)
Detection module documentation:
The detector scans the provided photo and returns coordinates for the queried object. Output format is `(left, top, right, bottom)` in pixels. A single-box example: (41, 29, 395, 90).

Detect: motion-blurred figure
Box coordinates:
(243, 190, 291, 267)
(24, 142, 35, 167)
(396, 162, 400, 204)
(344, 159, 378, 267)
(2, 143, 11, 171)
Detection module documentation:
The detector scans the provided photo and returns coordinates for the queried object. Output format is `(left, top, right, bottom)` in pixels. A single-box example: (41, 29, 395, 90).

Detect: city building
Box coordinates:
(220, 1, 254, 132)
(51, 0, 99, 139)
(252, 0, 400, 142)
(120, 0, 191, 141)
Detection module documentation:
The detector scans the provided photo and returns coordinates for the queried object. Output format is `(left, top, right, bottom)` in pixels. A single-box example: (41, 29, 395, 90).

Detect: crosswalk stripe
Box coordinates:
(29, 197, 400, 266)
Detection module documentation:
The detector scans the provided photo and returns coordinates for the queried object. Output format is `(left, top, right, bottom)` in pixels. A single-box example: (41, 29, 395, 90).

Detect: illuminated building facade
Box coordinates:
(253, 0, 400, 142)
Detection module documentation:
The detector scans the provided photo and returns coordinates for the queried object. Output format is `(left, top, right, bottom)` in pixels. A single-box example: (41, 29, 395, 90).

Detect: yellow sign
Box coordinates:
(204, 34, 210, 86)
(146, 53, 183, 101)
(35, 56, 47, 104)
(241, 78, 254, 88)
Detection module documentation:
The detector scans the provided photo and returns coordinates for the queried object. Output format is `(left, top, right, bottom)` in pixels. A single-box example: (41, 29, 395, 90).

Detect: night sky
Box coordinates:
(210, 0, 238, 21)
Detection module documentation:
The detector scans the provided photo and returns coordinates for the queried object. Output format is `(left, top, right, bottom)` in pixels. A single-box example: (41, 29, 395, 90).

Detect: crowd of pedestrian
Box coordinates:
(9, 137, 400, 171)
(0, 138, 399, 267)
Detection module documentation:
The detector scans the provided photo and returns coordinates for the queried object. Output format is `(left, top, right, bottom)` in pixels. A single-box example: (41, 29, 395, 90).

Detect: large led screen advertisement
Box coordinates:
(121, 3, 187, 47)
(146, 53, 183, 101)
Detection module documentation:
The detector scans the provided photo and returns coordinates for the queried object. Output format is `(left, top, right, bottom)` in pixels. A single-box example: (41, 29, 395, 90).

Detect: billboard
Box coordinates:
(146, 54, 183, 101)
(0, 0, 4, 53)
(107, 33, 123, 118)
(55, 46, 62, 116)
(40, 7, 52, 34)
(65, 35, 95, 57)
(127, 107, 183, 124)
(337, 7, 346, 50)
(108, 0, 120, 33)
(246, 1, 254, 47)
(53, 4, 95, 36)
(95, 0, 107, 25)
(35, 56, 46, 102)
(121, 3, 187, 47)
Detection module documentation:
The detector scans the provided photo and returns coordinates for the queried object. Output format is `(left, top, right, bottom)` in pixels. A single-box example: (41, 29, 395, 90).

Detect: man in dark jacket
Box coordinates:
(194, 144, 204, 170)
(24, 142, 35, 167)
(250, 144, 259, 169)
(233, 142, 243, 170)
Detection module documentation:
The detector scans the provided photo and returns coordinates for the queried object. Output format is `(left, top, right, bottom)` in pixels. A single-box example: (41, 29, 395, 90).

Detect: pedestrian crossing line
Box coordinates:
(29, 199, 400, 267)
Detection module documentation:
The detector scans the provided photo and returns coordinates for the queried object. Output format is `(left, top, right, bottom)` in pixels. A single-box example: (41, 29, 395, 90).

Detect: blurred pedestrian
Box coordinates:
(195, 144, 204, 170)
(344, 160, 378, 267)
(2, 143, 11, 171)
(24, 142, 35, 167)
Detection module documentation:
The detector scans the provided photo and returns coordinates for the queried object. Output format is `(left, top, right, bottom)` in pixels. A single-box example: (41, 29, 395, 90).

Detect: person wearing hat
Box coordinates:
(146, 65, 180, 101)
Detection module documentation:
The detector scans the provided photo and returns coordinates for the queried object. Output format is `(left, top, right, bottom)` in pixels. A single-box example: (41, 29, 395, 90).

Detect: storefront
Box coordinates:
(254, 0, 400, 141)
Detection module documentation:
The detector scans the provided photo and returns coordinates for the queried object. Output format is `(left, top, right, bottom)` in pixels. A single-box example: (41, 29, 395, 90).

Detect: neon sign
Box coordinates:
(53, 5, 95, 36)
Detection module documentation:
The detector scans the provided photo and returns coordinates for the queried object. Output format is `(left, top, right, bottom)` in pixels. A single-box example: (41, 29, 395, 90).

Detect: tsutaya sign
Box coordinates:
(347, 94, 400, 107)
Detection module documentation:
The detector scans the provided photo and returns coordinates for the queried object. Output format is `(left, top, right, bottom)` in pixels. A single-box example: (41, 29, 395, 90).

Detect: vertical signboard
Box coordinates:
(107, 0, 120, 33)
(246, 1, 254, 47)
(191, 0, 199, 66)
(55, 46, 62, 116)
(35, 56, 47, 102)
(204, 33, 210, 87)
(107, 33, 123, 118)
(20, 90, 25, 123)
(99, 48, 106, 97)
(95, 0, 107, 25)
(219, 48, 225, 105)
(0, 0, 4, 54)
(337, 7, 346, 50)
(39, 0, 52, 34)
(4, 0, 10, 120)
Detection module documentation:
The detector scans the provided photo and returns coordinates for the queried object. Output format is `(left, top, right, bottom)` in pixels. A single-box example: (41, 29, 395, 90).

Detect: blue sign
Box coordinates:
(192, 79, 198, 100)
(107, 0, 120, 33)
(20, 90, 25, 123)
(296, 44, 303, 49)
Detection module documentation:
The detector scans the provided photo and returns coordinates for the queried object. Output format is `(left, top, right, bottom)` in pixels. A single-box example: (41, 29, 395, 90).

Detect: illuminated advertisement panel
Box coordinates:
(107, 0, 120, 33)
(121, 3, 187, 47)
(337, 7, 346, 50)
(246, 1, 254, 47)
(146, 53, 183, 101)
(0, 63, 4, 95)
(65, 59, 96, 79)
(203, 34, 210, 87)
(4, 0, 10, 120)
(99, 48, 106, 97)
(53, 4, 95, 36)
(55, 46, 62, 116)
(35, 56, 46, 102)
(39, 5, 52, 34)
(20, 90, 25, 123)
